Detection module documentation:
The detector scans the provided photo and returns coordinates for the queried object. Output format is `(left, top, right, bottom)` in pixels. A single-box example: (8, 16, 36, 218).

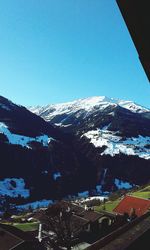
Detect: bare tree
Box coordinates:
(37, 202, 74, 250)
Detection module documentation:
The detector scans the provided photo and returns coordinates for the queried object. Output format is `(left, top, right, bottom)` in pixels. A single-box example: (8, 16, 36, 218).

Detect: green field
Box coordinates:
(95, 199, 120, 213)
(131, 191, 150, 199)
(95, 185, 150, 213)
(14, 222, 39, 231)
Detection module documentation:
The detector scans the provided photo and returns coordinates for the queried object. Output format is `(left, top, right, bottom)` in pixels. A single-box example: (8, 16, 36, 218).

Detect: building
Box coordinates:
(35, 201, 117, 247)
(0, 223, 42, 250)
(113, 195, 150, 217)
(85, 212, 150, 250)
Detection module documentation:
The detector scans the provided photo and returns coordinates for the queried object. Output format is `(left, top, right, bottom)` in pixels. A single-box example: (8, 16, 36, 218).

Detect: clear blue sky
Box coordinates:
(0, 0, 150, 108)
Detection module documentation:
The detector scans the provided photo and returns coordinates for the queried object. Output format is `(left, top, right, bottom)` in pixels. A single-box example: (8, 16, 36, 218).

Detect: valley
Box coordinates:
(0, 95, 150, 211)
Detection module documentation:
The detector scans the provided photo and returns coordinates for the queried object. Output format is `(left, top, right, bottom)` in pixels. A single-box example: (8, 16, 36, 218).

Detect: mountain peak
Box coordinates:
(29, 96, 149, 120)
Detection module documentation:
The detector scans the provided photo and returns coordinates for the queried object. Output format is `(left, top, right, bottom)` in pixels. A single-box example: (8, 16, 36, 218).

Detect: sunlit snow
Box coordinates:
(80, 196, 108, 203)
(78, 191, 89, 198)
(114, 178, 133, 189)
(17, 199, 53, 210)
(84, 128, 150, 160)
(0, 178, 30, 198)
(53, 172, 61, 180)
(29, 96, 149, 124)
(0, 122, 54, 148)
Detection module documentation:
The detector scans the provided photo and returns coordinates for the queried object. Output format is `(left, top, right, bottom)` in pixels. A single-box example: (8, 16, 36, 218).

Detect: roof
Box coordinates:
(35, 205, 89, 234)
(0, 223, 40, 250)
(113, 195, 150, 217)
(71, 215, 89, 234)
(80, 210, 104, 222)
(86, 212, 150, 250)
(0, 223, 34, 241)
(116, 0, 150, 82)
(0, 228, 24, 250)
(60, 201, 105, 222)
(61, 201, 85, 215)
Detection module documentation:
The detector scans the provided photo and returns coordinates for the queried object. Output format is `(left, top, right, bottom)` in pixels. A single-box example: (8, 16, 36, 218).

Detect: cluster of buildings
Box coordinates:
(1, 195, 150, 249)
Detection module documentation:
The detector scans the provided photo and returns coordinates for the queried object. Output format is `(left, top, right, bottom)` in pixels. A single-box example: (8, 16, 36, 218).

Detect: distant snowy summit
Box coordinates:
(0, 94, 150, 203)
(28, 96, 150, 160)
(29, 96, 149, 123)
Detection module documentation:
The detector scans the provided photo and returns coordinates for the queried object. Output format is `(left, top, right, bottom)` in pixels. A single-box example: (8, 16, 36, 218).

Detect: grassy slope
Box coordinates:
(95, 200, 120, 213)
(131, 185, 150, 199)
(95, 185, 150, 213)
(14, 222, 39, 231)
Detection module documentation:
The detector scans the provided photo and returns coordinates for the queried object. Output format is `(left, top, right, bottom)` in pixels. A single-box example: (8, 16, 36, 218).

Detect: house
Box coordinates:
(85, 212, 150, 250)
(61, 201, 116, 232)
(0, 223, 42, 250)
(35, 200, 117, 247)
(113, 195, 150, 217)
(77, 210, 115, 234)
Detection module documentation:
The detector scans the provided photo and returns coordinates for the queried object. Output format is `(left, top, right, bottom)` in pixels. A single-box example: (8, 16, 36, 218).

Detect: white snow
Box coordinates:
(84, 129, 150, 160)
(118, 100, 149, 113)
(53, 172, 61, 180)
(78, 191, 89, 198)
(80, 196, 108, 203)
(28, 96, 149, 124)
(55, 123, 72, 128)
(96, 185, 102, 193)
(0, 122, 54, 148)
(28, 96, 116, 123)
(114, 178, 133, 189)
(0, 178, 30, 198)
(17, 199, 53, 210)
(77, 191, 106, 200)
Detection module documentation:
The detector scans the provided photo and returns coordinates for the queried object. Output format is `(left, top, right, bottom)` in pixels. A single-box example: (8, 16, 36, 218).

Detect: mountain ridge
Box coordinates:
(28, 95, 150, 190)
(28, 96, 150, 121)
(0, 95, 150, 208)
(0, 95, 97, 205)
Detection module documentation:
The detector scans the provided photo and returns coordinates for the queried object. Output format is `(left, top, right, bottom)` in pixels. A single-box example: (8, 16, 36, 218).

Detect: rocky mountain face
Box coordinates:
(29, 96, 150, 190)
(0, 96, 97, 207)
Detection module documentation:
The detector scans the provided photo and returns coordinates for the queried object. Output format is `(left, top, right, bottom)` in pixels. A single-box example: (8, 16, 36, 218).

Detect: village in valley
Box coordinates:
(1, 183, 150, 250)
(0, 0, 150, 249)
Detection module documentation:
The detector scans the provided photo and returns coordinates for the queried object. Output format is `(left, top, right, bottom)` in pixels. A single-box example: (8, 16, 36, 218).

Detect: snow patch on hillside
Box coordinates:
(17, 199, 53, 210)
(80, 196, 108, 203)
(114, 179, 133, 189)
(0, 122, 54, 148)
(0, 178, 30, 198)
(78, 191, 89, 198)
(53, 172, 61, 180)
(84, 129, 150, 160)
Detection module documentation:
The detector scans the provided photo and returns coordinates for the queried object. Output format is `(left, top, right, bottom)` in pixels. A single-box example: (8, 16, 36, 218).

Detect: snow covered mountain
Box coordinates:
(29, 96, 150, 159)
(29, 96, 150, 190)
(29, 96, 149, 123)
(0, 96, 97, 206)
(1, 95, 150, 209)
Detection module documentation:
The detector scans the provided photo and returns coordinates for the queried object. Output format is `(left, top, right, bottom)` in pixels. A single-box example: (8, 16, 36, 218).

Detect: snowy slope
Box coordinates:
(83, 128, 150, 160)
(0, 178, 29, 198)
(29, 96, 149, 124)
(0, 95, 102, 203)
(0, 122, 54, 148)
(29, 96, 150, 160)
(0, 95, 150, 203)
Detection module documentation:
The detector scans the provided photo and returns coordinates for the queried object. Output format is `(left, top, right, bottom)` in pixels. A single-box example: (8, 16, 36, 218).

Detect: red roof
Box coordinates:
(113, 195, 150, 217)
